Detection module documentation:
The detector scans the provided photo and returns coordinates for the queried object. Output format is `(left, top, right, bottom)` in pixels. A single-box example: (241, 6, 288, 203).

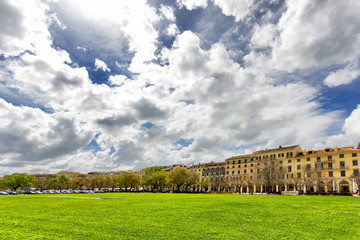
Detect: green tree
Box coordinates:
(184, 171, 198, 191)
(123, 173, 140, 191)
(0, 173, 36, 191)
(142, 167, 168, 191)
(58, 175, 70, 190)
(167, 168, 189, 192)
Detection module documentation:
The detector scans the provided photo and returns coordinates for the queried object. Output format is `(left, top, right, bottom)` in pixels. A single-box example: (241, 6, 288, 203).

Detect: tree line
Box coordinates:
(0, 167, 210, 193)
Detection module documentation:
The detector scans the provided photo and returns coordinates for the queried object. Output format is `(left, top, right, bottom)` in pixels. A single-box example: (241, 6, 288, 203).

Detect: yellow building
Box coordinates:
(226, 144, 360, 194)
(134, 144, 360, 194)
(295, 146, 359, 193)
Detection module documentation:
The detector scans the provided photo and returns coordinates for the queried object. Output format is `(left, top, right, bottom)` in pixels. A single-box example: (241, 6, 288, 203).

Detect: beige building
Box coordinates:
(224, 144, 360, 194)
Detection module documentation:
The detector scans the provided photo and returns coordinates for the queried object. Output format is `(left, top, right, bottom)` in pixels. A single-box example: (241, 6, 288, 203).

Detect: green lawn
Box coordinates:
(0, 193, 359, 239)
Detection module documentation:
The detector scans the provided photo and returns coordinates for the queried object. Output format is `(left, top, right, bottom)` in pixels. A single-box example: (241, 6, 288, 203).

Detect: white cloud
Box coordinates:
(166, 23, 180, 36)
(94, 58, 111, 72)
(271, 0, 360, 71)
(177, 0, 208, 10)
(160, 4, 175, 22)
(324, 63, 360, 87)
(0, 0, 358, 177)
(324, 105, 360, 148)
(250, 24, 277, 48)
(0, 0, 50, 57)
(108, 75, 128, 86)
(213, 0, 256, 21)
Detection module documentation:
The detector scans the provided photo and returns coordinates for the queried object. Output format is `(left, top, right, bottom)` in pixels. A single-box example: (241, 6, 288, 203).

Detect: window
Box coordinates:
(288, 159, 292, 163)
(227, 166, 229, 169)
(244, 170, 247, 174)
(307, 173, 311, 178)
(307, 158, 310, 161)
(251, 164, 253, 167)
(250, 176, 253, 180)
(244, 164, 247, 168)
(232, 171, 234, 175)
(288, 166, 292, 172)
(297, 159, 301, 162)
(325, 148, 330, 152)
(315, 164, 322, 170)
(341, 171, 346, 177)
(279, 166, 283, 171)
(353, 153, 358, 157)
(227, 161, 230, 164)
(226, 171, 229, 175)
(250, 169, 253, 173)
(233, 160, 235, 164)
(340, 161, 345, 169)
(297, 172, 301, 178)
(328, 155, 332, 161)
(238, 165, 240, 168)
(287, 173, 293, 179)
(339, 154, 344, 158)
(280, 160, 283, 164)
(317, 157, 321, 162)
(251, 158, 254, 161)
(257, 169, 260, 174)
(257, 163, 260, 166)
(244, 159, 247, 163)
(238, 160, 241, 164)
(353, 160, 358, 166)
(317, 172, 322, 178)
(354, 169, 359, 176)
(306, 164, 311, 170)
(328, 171, 333, 177)
(297, 165, 301, 170)
(238, 170, 240, 174)
(286, 152, 293, 157)
(232, 166, 235, 168)
(328, 163, 333, 169)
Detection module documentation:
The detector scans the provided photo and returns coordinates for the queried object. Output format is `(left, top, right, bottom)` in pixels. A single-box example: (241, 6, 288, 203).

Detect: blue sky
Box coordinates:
(0, 0, 359, 176)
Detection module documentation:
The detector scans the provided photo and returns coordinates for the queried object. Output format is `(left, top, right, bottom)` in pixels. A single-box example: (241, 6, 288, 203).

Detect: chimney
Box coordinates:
(357, 142, 360, 150)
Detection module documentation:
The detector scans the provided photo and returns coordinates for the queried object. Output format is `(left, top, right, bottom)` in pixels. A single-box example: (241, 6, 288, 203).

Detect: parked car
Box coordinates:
(24, 191, 35, 194)
(7, 191, 18, 195)
(0, 191, 9, 195)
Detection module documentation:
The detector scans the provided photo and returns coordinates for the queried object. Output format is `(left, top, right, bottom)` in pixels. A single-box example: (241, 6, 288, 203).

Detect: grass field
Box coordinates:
(0, 193, 359, 239)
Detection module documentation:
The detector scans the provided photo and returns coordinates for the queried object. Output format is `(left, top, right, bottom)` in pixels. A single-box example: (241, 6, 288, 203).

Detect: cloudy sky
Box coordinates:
(0, 0, 360, 176)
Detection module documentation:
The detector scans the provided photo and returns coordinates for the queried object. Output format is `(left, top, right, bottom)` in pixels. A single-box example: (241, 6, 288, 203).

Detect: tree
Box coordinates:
(199, 178, 210, 192)
(167, 168, 188, 192)
(91, 175, 107, 191)
(33, 177, 50, 191)
(184, 171, 198, 191)
(108, 174, 119, 191)
(71, 177, 87, 190)
(58, 175, 70, 190)
(122, 173, 140, 191)
(257, 160, 283, 193)
(142, 167, 168, 191)
(0, 173, 36, 191)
